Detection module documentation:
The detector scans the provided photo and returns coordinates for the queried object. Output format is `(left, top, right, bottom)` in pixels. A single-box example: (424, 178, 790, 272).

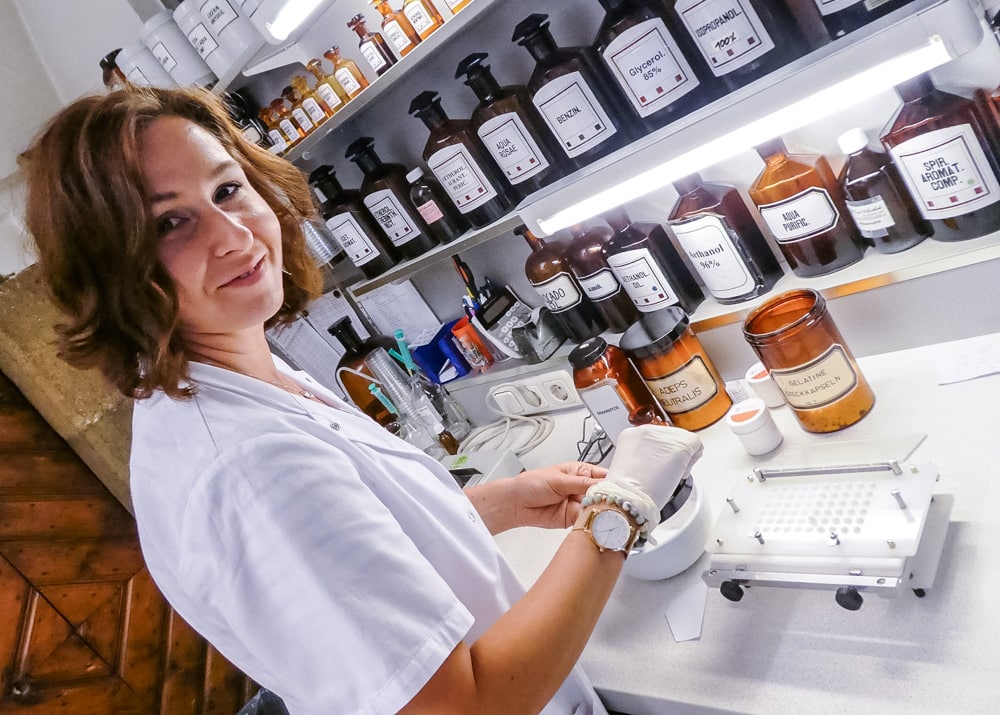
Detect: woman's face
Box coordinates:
(140, 116, 285, 342)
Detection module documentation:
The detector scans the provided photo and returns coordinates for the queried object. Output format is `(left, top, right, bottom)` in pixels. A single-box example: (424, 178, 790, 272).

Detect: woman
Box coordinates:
(21, 86, 702, 714)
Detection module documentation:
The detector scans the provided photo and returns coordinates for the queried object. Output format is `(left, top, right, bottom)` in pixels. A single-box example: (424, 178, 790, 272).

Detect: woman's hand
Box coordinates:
(465, 462, 607, 534)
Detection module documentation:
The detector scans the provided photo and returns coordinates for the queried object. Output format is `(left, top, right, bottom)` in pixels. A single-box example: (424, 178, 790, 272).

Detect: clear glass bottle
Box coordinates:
(569, 337, 670, 443)
(372, 0, 421, 58)
(324, 46, 370, 99)
(305, 58, 349, 115)
(836, 127, 931, 254)
(348, 13, 398, 77)
(748, 136, 865, 277)
(408, 90, 514, 228)
(668, 172, 783, 304)
(345, 136, 439, 260)
(402, 0, 444, 40)
(310, 165, 400, 279)
(743, 288, 875, 433)
(565, 224, 639, 334)
(516, 225, 608, 343)
(602, 206, 704, 315)
(405, 167, 469, 244)
(512, 12, 636, 172)
(455, 51, 567, 196)
(880, 73, 1000, 242)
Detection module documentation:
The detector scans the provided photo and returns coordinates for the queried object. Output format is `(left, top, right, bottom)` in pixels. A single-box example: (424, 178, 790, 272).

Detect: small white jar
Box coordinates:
(725, 397, 783, 456)
(174, 1, 232, 77)
(141, 10, 216, 87)
(745, 360, 786, 408)
(116, 41, 177, 87)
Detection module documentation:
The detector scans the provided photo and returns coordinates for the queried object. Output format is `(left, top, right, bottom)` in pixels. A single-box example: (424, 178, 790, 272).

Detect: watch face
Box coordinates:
(591, 509, 632, 551)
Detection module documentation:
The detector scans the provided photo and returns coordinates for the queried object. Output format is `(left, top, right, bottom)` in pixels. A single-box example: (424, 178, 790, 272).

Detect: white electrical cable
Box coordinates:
(458, 390, 555, 457)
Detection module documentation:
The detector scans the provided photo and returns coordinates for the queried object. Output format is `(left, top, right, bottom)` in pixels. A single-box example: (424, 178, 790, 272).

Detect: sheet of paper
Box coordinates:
(356, 280, 441, 337)
(936, 332, 1000, 385)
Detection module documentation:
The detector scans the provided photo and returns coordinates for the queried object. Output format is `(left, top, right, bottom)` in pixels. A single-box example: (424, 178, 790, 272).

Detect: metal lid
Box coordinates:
(619, 307, 689, 359)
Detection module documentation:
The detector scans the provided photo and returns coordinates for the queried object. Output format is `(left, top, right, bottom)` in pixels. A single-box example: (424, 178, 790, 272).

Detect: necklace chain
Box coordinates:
(200, 359, 316, 400)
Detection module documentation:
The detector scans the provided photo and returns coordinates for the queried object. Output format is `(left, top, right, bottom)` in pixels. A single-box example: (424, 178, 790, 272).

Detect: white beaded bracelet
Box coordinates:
(583, 482, 660, 540)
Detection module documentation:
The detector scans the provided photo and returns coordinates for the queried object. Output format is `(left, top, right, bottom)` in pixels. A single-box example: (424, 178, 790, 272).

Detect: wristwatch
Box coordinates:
(574, 505, 641, 555)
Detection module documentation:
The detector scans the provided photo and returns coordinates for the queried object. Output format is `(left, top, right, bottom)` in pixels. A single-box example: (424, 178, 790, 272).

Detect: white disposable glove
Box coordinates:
(605, 425, 704, 509)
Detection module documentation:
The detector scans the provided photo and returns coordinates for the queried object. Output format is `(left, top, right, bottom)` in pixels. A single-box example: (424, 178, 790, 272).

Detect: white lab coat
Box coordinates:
(130, 358, 607, 715)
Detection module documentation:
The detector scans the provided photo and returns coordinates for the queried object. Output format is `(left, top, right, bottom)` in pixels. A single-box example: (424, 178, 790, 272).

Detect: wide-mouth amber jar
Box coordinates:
(743, 288, 875, 433)
(619, 307, 731, 431)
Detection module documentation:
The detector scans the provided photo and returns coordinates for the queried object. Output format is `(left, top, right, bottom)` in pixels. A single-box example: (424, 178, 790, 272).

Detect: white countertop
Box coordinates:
(495, 332, 1000, 715)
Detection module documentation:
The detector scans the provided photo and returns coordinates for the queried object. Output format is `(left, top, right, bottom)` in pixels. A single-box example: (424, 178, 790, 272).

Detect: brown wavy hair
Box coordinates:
(20, 85, 322, 400)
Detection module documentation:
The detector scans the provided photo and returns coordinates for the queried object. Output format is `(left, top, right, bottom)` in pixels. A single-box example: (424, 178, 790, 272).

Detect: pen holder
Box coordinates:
(411, 320, 471, 384)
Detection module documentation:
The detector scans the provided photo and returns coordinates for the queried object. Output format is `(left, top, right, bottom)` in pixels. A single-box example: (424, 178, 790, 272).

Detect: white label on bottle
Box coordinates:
(315, 83, 343, 110)
(813, 0, 863, 15)
(889, 124, 1000, 220)
(384, 20, 411, 53)
(335, 67, 363, 95)
(150, 42, 177, 72)
(404, 3, 433, 33)
(478, 112, 550, 184)
(241, 124, 263, 145)
(644, 355, 719, 415)
(770, 344, 858, 409)
(186, 23, 219, 59)
(580, 382, 634, 443)
(670, 213, 755, 300)
(427, 145, 498, 213)
(602, 18, 699, 117)
(364, 189, 421, 246)
(267, 129, 287, 152)
(444, 0, 465, 9)
(291, 107, 314, 132)
(757, 187, 840, 243)
(845, 196, 895, 238)
(360, 41, 388, 72)
(533, 72, 618, 159)
(416, 200, 445, 223)
(200, 0, 238, 34)
(577, 267, 621, 301)
(531, 272, 583, 313)
(675, 0, 775, 77)
(278, 118, 299, 141)
(606, 248, 679, 312)
(325, 212, 381, 267)
(302, 97, 326, 123)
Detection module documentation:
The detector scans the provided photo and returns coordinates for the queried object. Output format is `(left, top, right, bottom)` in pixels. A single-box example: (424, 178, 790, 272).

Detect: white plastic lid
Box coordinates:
(405, 167, 425, 183)
(724, 398, 768, 435)
(837, 127, 869, 155)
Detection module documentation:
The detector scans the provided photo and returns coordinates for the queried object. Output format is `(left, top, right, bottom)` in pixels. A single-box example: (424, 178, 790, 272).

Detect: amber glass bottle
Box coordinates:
(442, 0, 472, 14)
(836, 128, 931, 253)
(280, 85, 317, 136)
(748, 137, 865, 277)
(346, 136, 438, 260)
(408, 91, 514, 228)
(402, 0, 444, 39)
(668, 173, 782, 304)
(811, 0, 911, 40)
(348, 13, 397, 77)
(455, 52, 567, 197)
(881, 74, 1000, 242)
(100, 49, 127, 90)
(372, 0, 421, 58)
(603, 206, 704, 315)
(305, 59, 349, 115)
(270, 98, 304, 146)
(405, 167, 469, 244)
(743, 288, 875, 433)
(593, 0, 715, 131)
(310, 165, 400, 279)
(619, 307, 731, 431)
(289, 76, 333, 127)
(515, 225, 607, 342)
(565, 224, 639, 333)
(667, 0, 804, 92)
(328, 317, 397, 427)
(325, 46, 369, 98)
(257, 105, 290, 154)
(569, 337, 671, 443)
(512, 13, 635, 172)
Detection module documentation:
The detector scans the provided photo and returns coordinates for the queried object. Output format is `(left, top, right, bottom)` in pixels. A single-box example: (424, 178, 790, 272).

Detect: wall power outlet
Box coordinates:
(487, 370, 583, 416)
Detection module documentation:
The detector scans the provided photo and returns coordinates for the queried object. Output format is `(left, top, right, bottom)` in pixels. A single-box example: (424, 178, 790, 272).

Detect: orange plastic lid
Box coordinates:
(729, 407, 761, 423)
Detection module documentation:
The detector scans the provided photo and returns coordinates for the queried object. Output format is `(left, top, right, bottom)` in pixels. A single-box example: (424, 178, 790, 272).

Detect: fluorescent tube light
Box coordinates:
(534, 36, 952, 236)
(265, 0, 326, 42)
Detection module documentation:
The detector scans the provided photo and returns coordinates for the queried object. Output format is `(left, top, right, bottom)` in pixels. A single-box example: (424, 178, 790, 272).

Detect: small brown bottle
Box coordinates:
(565, 224, 639, 334)
(402, 0, 444, 40)
(100, 49, 127, 90)
(310, 165, 400, 279)
(668, 172, 783, 304)
(305, 59, 349, 115)
(257, 105, 291, 154)
(346, 136, 439, 260)
(372, 0, 421, 58)
(836, 128, 931, 254)
(270, 98, 305, 146)
(881, 73, 1000, 242)
(748, 137, 865, 277)
(405, 167, 469, 244)
(603, 206, 704, 315)
(324, 46, 370, 98)
(515, 225, 608, 343)
(348, 13, 397, 77)
(408, 90, 514, 229)
(569, 337, 671, 443)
